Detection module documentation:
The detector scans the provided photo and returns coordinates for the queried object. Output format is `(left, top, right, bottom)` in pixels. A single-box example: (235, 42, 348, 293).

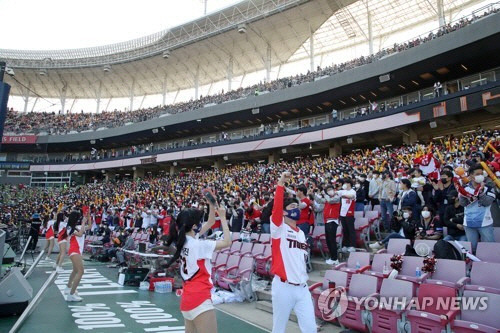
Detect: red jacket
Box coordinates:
(323, 201, 340, 223)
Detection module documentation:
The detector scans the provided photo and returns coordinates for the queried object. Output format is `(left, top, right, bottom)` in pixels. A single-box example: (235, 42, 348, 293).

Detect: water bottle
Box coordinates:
(383, 262, 389, 275)
(415, 266, 421, 278)
(356, 261, 361, 269)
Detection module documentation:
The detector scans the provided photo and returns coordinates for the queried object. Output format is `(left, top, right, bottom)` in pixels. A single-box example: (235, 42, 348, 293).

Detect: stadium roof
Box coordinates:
(1, 0, 487, 100)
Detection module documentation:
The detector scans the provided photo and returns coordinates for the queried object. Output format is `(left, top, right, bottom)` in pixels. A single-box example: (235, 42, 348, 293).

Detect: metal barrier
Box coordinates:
(18, 236, 32, 263)
(23, 250, 45, 279)
(8, 270, 58, 333)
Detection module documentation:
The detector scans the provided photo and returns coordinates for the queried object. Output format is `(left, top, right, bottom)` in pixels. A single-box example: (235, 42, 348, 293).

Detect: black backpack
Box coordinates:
(433, 240, 462, 260)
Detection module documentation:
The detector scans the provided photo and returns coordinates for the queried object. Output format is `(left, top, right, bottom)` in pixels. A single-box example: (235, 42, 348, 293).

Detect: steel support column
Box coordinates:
(162, 74, 168, 106)
(437, 0, 445, 27)
(129, 78, 135, 111)
(227, 56, 233, 91)
(265, 43, 271, 82)
(309, 27, 315, 72)
(95, 80, 102, 113)
(367, 7, 374, 55)
(194, 65, 200, 99)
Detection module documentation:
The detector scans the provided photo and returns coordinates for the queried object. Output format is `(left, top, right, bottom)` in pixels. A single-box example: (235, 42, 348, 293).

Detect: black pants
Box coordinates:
(370, 198, 380, 207)
(325, 222, 338, 260)
(231, 219, 243, 232)
(29, 230, 39, 251)
(340, 216, 356, 248)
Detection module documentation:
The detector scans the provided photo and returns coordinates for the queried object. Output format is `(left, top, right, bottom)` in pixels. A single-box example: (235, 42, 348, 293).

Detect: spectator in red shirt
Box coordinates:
(296, 185, 312, 236)
(244, 203, 262, 232)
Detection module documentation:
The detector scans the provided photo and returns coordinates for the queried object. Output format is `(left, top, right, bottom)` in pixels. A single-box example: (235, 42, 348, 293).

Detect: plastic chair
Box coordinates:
(215, 254, 242, 289)
(338, 274, 378, 332)
(476, 242, 500, 263)
(255, 245, 272, 278)
(450, 290, 500, 332)
(369, 278, 414, 333)
(378, 238, 411, 255)
(464, 262, 500, 295)
(405, 284, 458, 333)
(309, 270, 349, 323)
(426, 259, 469, 292)
(363, 253, 394, 291)
(355, 217, 370, 248)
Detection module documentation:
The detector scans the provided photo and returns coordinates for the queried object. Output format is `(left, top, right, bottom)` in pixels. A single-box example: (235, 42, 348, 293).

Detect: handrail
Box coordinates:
(24, 250, 45, 279)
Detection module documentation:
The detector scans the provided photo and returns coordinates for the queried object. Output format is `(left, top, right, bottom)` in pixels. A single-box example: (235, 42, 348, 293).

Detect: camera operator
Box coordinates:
(370, 206, 417, 250)
(28, 212, 43, 252)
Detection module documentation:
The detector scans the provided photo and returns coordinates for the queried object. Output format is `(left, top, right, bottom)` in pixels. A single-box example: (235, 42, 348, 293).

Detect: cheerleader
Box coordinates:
(65, 208, 91, 302)
(55, 209, 68, 272)
(43, 213, 56, 261)
(164, 202, 230, 333)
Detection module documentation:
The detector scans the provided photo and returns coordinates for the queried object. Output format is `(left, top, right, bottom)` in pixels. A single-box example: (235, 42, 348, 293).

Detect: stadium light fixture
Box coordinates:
(39, 69, 48, 76)
(103, 65, 111, 73)
(311, 154, 320, 157)
(223, 155, 228, 161)
(132, 166, 137, 171)
(237, 23, 247, 34)
(162, 50, 171, 59)
(281, 148, 287, 154)
(347, 137, 353, 144)
(429, 121, 437, 129)
(90, 140, 96, 144)
(152, 128, 159, 133)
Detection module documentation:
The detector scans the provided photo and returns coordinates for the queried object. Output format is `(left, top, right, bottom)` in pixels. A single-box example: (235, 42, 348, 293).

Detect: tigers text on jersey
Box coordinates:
(270, 185, 309, 285)
(179, 235, 216, 312)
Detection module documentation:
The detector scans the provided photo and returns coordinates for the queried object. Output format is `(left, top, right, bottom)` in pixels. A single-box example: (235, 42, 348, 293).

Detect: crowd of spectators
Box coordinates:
(1, 130, 499, 259)
(4, 7, 498, 135)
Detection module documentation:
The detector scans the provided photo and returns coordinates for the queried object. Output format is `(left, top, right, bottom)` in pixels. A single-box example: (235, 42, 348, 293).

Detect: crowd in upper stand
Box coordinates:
(1, 130, 499, 255)
(4, 8, 498, 135)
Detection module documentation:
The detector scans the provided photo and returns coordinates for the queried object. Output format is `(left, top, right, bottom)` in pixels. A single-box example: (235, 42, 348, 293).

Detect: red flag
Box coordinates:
(413, 153, 441, 180)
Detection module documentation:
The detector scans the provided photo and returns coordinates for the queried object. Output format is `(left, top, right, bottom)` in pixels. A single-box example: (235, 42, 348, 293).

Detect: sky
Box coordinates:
(0, 0, 242, 50)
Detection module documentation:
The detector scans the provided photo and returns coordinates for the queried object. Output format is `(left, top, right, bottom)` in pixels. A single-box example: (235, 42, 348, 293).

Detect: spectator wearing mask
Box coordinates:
(431, 170, 454, 222)
(369, 206, 417, 249)
(337, 179, 356, 252)
(354, 179, 367, 212)
(368, 171, 381, 207)
(142, 209, 153, 229)
(415, 206, 442, 240)
(398, 179, 420, 218)
(443, 191, 466, 241)
(411, 169, 428, 206)
(116, 230, 136, 267)
(359, 174, 370, 205)
(321, 185, 341, 265)
(379, 172, 397, 231)
(230, 201, 244, 232)
(259, 195, 273, 233)
(459, 164, 496, 252)
(296, 185, 313, 236)
(244, 203, 261, 232)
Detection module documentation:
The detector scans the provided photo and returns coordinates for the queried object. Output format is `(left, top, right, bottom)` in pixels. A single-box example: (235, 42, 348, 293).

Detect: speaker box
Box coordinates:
(0, 267, 33, 316)
(2, 245, 15, 264)
(138, 243, 146, 253)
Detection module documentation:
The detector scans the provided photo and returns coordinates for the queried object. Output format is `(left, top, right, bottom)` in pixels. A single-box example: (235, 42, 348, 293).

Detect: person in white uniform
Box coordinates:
(271, 172, 316, 333)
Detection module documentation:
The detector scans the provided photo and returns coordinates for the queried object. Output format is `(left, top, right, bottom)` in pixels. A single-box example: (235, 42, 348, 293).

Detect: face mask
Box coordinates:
(327, 190, 334, 196)
(403, 212, 410, 219)
(421, 211, 431, 219)
(474, 175, 485, 183)
(355, 184, 361, 189)
(285, 208, 300, 221)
